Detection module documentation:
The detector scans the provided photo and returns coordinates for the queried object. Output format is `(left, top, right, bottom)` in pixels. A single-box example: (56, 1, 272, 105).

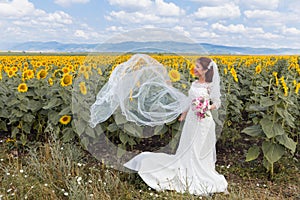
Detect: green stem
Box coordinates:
(272, 94, 278, 124)
(227, 82, 231, 95)
(267, 78, 273, 115)
(268, 78, 272, 97)
(271, 163, 274, 178)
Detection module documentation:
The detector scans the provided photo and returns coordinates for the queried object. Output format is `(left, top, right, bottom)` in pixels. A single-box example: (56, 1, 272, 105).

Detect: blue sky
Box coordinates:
(0, 0, 300, 48)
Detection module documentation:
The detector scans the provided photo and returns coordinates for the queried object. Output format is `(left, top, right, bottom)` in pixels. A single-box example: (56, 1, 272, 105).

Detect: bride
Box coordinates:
(89, 54, 228, 196)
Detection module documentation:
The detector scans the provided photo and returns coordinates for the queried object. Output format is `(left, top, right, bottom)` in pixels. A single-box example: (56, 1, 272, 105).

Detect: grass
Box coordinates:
(0, 133, 299, 200)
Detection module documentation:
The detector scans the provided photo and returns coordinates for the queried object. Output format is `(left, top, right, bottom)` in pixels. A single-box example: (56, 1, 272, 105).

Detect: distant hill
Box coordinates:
(7, 41, 300, 55)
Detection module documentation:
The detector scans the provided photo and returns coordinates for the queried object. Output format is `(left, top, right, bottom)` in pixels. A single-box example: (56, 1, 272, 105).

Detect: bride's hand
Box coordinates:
(178, 112, 187, 121)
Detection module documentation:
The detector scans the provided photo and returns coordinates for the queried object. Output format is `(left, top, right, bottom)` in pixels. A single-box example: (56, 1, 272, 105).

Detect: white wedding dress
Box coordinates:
(123, 81, 228, 195)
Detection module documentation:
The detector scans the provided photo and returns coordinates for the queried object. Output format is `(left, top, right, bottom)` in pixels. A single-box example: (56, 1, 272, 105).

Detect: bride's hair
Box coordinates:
(196, 57, 214, 82)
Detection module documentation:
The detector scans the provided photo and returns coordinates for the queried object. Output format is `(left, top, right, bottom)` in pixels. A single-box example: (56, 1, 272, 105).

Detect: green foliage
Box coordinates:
(238, 57, 300, 176)
(0, 61, 75, 148)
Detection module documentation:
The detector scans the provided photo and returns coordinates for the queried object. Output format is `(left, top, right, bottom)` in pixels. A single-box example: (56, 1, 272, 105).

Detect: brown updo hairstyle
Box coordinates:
(196, 57, 214, 83)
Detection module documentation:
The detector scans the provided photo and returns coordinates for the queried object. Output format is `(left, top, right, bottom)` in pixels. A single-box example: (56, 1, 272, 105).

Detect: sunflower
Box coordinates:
(255, 64, 262, 74)
(224, 68, 228, 75)
(68, 65, 74, 71)
(60, 73, 72, 87)
(230, 68, 238, 82)
(79, 66, 86, 74)
(84, 71, 89, 80)
(168, 69, 180, 82)
(26, 69, 34, 79)
(79, 82, 87, 95)
(23, 62, 28, 68)
(189, 64, 195, 77)
(62, 67, 70, 74)
(37, 69, 48, 79)
(7, 70, 16, 78)
(48, 78, 54, 86)
(22, 69, 34, 80)
(59, 115, 71, 125)
(12, 66, 18, 72)
(295, 83, 300, 94)
(18, 83, 28, 93)
(272, 72, 279, 86)
(98, 68, 103, 75)
(279, 76, 288, 97)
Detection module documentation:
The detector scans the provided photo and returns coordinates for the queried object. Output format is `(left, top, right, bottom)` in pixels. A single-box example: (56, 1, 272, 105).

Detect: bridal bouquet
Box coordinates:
(191, 97, 210, 120)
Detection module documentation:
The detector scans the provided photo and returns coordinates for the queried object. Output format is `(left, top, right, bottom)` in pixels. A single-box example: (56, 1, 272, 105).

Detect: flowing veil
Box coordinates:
(89, 54, 191, 129)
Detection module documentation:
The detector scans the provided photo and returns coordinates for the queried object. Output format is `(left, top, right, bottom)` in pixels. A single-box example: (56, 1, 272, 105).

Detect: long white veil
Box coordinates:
(89, 54, 191, 128)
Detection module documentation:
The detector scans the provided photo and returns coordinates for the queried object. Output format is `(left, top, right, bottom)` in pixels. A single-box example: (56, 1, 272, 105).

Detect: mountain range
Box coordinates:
(4, 41, 300, 55)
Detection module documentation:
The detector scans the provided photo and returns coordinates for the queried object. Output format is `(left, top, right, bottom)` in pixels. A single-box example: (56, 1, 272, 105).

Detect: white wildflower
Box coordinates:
(77, 177, 82, 182)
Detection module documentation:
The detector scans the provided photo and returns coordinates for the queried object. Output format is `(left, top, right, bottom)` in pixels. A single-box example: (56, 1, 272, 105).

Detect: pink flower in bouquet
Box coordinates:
(191, 97, 210, 120)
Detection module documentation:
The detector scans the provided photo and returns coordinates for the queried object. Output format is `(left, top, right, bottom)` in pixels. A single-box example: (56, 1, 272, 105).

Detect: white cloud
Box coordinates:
(0, 0, 104, 44)
(286, 0, 300, 11)
(211, 23, 264, 34)
(194, 3, 241, 19)
(74, 30, 89, 39)
(256, 32, 281, 39)
(244, 10, 281, 19)
(108, 11, 158, 24)
(173, 26, 190, 37)
(107, 0, 184, 16)
(242, 0, 280, 10)
(10, 10, 73, 29)
(40, 11, 73, 24)
(189, 27, 219, 41)
(142, 24, 156, 29)
(190, 0, 239, 5)
(107, 11, 178, 24)
(108, 0, 152, 10)
(243, 9, 299, 28)
(0, 0, 35, 17)
(155, 0, 185, 16)
(207, 22, 283, 47)
(0, 0, 73, 25)
(281, 26, 300, 35)
(54, 0, 89, 7)
(105, 26, 126, 32)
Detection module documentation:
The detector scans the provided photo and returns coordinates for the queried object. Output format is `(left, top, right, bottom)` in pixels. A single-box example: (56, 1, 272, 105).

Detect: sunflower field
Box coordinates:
(0, 54, 299, 176)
